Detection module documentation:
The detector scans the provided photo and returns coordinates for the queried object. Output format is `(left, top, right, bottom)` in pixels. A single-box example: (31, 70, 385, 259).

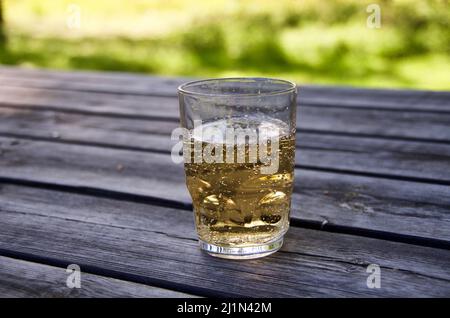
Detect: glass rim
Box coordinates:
(178, 77, 297, 98)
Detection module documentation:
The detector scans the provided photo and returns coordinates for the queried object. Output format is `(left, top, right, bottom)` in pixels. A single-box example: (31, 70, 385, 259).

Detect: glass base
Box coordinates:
(199, 236, 284, 260)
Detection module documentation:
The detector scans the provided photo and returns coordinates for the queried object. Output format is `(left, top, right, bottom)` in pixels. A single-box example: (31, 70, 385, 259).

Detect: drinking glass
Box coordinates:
(178, 78, 297, 259)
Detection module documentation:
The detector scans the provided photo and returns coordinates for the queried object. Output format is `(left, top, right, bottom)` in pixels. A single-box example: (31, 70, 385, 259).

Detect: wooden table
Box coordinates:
(0, 67, 449, 297)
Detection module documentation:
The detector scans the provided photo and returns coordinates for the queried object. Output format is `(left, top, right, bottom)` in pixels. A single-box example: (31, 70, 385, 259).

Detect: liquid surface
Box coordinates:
(184, 117, 295, 247)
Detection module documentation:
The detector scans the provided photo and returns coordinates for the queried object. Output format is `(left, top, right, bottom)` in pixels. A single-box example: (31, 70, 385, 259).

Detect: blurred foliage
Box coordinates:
(0, 0, 449, 89)
(0, 0, 6, 47)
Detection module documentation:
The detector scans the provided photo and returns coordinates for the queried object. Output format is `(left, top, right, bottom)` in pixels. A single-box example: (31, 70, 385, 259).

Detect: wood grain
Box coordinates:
(0, 136, 449, 243)
(0, 256, 194, 298)
(1, 184, 449, 297)
(1, 87, 449, 142)
(0, 110, 449, 182)
(1, 67, 449, 297)
(0, 66, 449, 112)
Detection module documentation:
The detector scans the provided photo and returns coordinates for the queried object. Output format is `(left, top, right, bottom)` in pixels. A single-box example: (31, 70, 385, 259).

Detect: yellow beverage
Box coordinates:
(184, 117, 295, 248)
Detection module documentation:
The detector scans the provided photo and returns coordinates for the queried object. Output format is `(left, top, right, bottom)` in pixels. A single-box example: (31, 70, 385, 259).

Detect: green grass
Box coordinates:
(0, 0, 449, 90)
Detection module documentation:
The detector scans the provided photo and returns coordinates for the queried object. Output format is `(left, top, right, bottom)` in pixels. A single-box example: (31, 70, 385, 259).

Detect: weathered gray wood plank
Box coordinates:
(1, 87, 450, 142)
(0, 66, 189, 96)
(294, 170, 450, 244)
(1, 103, 449, 184)
(300, 86, 450, 111)
(0, 184, 449, 297)
(296, 134, 450, 183)
(1, 114, 449, 182)
(0, 256, 194, 298)
(0, 137, 449, 242)
(0, 86, 178, 119)
(0, 66, 449, 111)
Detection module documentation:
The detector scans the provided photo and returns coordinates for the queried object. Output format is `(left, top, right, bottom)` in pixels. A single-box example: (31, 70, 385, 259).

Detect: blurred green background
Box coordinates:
(0, 0, 448, 89)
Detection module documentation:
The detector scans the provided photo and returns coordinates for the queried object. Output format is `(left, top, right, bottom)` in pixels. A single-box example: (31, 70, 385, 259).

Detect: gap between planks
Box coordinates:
(1, 104, 450, 145)
(0, 69, 449, 113)
(0, 255, 196, 298)
(0, 177, 449, 251)
(0, 134, 449, 244)
(0, 131, 449, 186)
(1, 183, 449, 297)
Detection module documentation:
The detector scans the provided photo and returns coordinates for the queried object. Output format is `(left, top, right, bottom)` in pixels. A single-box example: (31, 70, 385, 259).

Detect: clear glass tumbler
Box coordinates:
(178, 78, 297, 259)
